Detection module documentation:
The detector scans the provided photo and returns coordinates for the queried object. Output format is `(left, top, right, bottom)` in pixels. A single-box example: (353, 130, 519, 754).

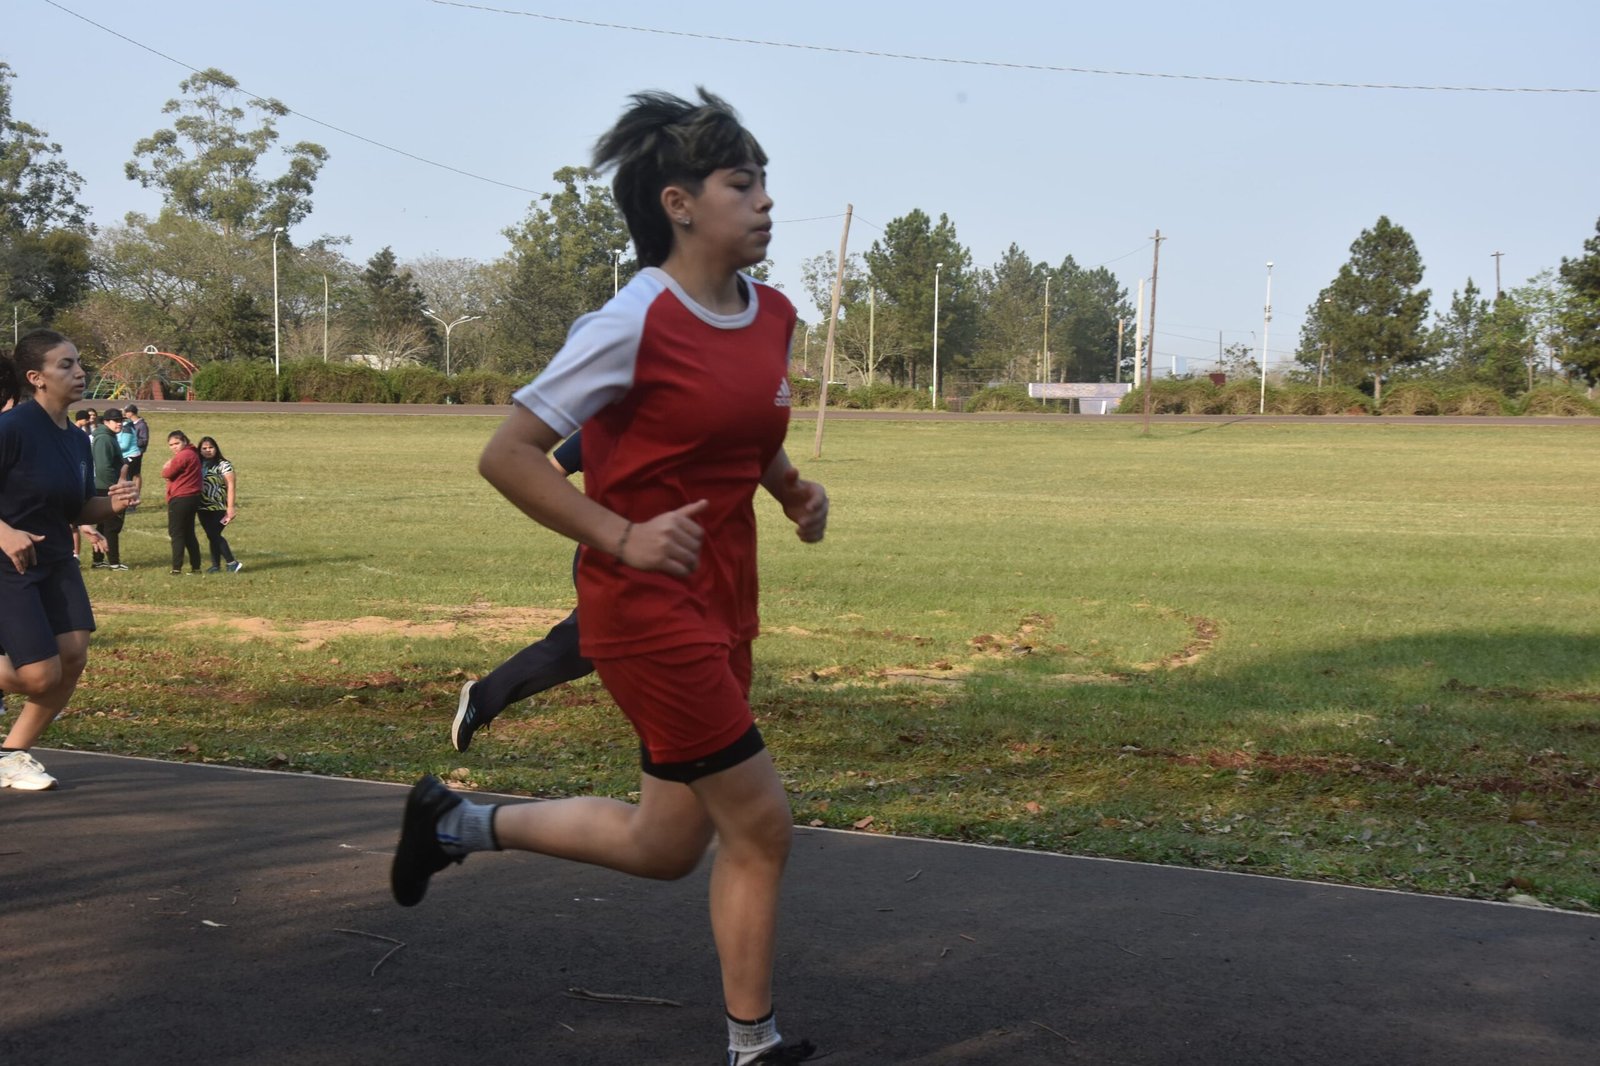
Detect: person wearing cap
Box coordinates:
(89, 409, 130, 570)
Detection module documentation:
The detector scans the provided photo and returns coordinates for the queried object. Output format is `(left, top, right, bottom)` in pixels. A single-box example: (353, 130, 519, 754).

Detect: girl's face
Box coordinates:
(28, 343, 87, 404)
(200, 441, 217, 459)
(670, 162, 773, 270)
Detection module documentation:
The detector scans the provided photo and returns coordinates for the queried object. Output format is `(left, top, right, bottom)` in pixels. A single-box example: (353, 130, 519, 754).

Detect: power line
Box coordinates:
(433, 1, 1600, 94)
(40, 0, 544, 195)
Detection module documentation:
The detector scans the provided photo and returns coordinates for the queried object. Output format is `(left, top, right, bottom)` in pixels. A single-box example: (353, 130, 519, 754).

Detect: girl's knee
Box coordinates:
(14, 659, 65, 696)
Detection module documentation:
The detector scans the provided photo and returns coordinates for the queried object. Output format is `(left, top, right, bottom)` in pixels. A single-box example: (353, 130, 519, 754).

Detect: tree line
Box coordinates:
(5, 63, 1599, 401)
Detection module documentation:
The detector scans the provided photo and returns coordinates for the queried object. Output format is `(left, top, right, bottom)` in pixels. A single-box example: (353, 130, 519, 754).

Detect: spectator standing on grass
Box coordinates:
(117, 405, 143, 507)
(450, 430, 591, 752)
(123, 405, 148, 500)
(160, 429, 202, 575)
(0, 330, 137, 790)
(196, 436, 241, 573)
(88, 409, 129, 571)
(389, 89, 828, 1066)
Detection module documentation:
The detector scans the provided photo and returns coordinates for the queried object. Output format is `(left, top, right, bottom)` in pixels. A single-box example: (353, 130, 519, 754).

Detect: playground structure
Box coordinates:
(87, 345, 198, 401)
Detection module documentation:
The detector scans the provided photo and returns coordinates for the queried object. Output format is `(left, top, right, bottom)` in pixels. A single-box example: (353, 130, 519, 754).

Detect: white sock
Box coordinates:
(727, 1010, 781, 1064)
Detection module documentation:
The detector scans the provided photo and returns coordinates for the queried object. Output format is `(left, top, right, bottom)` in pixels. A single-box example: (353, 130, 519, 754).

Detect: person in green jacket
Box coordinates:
(88, 409, 130, 570)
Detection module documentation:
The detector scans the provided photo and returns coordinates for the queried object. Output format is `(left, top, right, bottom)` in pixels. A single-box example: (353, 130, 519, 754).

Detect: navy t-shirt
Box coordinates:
(0, 400, 95, 570)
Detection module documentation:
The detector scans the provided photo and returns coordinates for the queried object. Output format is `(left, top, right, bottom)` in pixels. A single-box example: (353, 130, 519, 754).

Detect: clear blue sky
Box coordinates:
(10, 0, 1598, 376)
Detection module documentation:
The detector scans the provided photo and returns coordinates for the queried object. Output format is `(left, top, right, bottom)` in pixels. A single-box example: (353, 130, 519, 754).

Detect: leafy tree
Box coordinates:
(796, 251, 903, 384)
(92, 214, 273, 361)
(1557, 216, 1600, 385)
(276, 242, 358, 363)
(406, 254, 493, 371)
(496, 166, 631, 374)
(973, 244, 1047, 382)
(1295, 216, 1431, 402)
(1049, 257, 1132, 383)
(125, 68, 327, 237)
(1212, 341, 1260, 382)
(355, 247, 433, 367)
(863, 209, 975, 394)
(1430, 278, 1533, 394)
(1509, 269, 1566, 386)
(0, 62, 93, 325)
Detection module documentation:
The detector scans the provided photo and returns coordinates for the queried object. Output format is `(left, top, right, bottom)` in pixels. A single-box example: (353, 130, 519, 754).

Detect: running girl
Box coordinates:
(391, 89, 827, 1065)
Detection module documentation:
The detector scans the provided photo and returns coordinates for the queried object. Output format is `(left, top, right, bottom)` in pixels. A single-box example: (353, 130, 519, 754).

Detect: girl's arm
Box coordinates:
(479, 404, 706, 577)
(78, 482, 136, 525)
(223, 467, 237, 523)
(760, 448, 829, 543)
(0, 518, 45, 573)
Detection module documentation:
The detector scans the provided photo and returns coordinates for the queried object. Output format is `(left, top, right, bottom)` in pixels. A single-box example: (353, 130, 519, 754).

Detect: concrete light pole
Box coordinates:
(1258, 261, 1274, 414)
(271, 227, 285, 391)
(423, 309, 481, 377)
(933, 262, 943, 409)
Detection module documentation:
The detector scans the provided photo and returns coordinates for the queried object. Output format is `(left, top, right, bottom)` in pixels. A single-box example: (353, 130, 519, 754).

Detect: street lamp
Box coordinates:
(1318, 296, 1332, 388)
(613, 248, 625, 296)
(1042, 272, 1051, 404)
(1258, 261, 1273, 414)
(933, 262, 943, 409)
(271, 227, 285, 389)
(422, 308, 481, 377)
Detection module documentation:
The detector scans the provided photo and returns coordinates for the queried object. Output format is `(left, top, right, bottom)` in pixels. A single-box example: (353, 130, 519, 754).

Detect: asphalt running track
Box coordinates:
(2, 751, 1595, 1065)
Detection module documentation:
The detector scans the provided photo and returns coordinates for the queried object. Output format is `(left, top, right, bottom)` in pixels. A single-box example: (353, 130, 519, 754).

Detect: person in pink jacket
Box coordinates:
(160, 430, 202, 575)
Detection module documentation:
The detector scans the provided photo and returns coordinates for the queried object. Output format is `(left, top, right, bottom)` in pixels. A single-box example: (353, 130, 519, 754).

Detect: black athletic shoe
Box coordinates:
(390, 774, 464, 907)
(727, 1040, 818, 1065)
(450, 680, 488, 753)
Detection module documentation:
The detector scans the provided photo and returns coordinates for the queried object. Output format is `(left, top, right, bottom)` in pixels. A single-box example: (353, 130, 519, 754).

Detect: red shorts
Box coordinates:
(594, 641, 756, 770)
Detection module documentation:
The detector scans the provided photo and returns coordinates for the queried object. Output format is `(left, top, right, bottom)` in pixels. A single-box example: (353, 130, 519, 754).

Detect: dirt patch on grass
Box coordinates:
(168, 606, 572, 651)
(1138, 746, 1600, 797)
(1442, 679, 1600, 703)
(1133, 614, 1221, 671)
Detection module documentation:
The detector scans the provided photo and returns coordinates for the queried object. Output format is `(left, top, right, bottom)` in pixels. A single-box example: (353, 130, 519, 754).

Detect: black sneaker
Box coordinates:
(390, 775, 464, 907)
(727, 1041, 818, 1065)
(450, 680, 489, 753)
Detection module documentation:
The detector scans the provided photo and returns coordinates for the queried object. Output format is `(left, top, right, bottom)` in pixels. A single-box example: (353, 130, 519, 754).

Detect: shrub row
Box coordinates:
(1117, 380, 1599, 417)
(190, 361, 1598, 417)
(191, 360, 524, 405)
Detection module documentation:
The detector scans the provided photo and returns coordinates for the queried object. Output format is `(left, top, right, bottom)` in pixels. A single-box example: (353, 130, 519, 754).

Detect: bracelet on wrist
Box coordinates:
(615, 520, 634, 562)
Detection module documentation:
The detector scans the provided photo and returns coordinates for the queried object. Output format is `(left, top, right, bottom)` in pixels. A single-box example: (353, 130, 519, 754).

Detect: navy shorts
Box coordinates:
(0, 557, 96, 668)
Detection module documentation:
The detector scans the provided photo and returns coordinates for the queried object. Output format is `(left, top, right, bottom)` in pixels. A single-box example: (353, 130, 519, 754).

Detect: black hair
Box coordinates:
(168, 429, 191, 446)
(198, 435, 227, 464)
(592, 88, 766, 267)
(4, 328, 72, 400)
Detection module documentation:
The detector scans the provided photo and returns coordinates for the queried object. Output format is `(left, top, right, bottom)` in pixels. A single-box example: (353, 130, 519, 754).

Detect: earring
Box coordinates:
(677, 217, 692, 227)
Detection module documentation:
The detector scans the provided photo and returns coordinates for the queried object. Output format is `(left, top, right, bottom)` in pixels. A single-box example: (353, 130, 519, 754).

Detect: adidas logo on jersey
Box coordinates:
(774, 378, 791, 407)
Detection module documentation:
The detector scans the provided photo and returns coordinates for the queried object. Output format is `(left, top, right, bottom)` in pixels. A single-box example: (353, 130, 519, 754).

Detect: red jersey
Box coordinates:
(515, 268, 796, 657)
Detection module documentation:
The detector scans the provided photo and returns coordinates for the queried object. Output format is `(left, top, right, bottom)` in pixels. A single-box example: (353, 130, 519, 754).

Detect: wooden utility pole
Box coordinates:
(1492, 250, 1504, 300)
(812, 204, 853, 459)
(1142, 230, 1164, 435)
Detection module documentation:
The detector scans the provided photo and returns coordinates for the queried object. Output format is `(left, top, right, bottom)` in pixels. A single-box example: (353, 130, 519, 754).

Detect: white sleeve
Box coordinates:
(511, 274, 662, 437)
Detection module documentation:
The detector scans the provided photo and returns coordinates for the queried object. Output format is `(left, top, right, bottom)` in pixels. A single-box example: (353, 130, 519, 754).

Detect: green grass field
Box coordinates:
(38, 414, 1600, 910)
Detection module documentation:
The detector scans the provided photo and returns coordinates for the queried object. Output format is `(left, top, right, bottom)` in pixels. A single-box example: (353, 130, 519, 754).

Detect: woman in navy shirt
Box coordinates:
(0, 330, 137, 791)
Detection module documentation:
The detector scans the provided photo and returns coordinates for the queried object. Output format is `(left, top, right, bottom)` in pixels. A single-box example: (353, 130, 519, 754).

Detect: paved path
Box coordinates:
(2, 751, 1595, 1065)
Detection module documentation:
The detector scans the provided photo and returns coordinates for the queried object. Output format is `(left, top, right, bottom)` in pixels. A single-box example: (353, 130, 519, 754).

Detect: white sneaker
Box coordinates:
(0, 750, 59, 791)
